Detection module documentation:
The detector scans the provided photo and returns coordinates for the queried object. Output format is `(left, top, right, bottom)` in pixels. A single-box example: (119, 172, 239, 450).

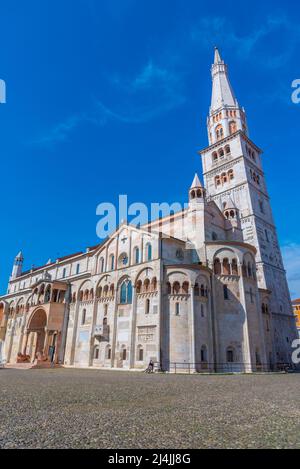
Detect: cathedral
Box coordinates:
(0, 49, 297, 372)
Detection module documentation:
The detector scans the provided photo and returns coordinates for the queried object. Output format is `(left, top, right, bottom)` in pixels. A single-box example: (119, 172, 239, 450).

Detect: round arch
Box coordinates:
(134, 267, 154, 285)
(27, 308, 47, 331)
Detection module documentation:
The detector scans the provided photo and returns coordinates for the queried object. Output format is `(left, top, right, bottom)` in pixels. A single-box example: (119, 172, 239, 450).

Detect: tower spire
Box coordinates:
(207, 48, 248, 145)
(211, 48, 237, 112)
(11, 251, 24, 279)
(214, 46, 222, 64)
(189, 173, 206, 204)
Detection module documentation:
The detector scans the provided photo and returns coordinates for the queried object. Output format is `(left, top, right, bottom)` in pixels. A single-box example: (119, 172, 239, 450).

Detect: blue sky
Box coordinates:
(0, 0, 300, 296)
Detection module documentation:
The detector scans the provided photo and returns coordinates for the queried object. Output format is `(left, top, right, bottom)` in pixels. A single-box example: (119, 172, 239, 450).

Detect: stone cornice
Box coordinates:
(205, 240, 257, 255)
(199, 130, 263, 155)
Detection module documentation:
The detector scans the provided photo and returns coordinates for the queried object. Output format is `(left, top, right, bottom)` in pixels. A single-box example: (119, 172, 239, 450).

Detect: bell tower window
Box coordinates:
(215, 124, 224, 141)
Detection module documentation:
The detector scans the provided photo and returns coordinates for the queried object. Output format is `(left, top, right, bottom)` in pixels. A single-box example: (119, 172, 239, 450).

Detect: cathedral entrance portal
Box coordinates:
(25, 308, 47, 362)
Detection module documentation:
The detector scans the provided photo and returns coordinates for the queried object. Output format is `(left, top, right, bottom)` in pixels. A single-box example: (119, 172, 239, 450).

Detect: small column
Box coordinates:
(43, 328, 49, 359)
(23, 331, 30, 355)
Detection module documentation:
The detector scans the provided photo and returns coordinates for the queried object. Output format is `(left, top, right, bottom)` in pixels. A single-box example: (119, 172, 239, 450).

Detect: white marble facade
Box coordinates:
(0, 49, 297, 372)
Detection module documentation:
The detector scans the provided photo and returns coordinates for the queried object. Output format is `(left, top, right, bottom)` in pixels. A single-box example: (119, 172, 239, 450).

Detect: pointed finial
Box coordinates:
(214, 46, 222, 64)
(190, 173, 202, 189)
(15, 251, 24, 261)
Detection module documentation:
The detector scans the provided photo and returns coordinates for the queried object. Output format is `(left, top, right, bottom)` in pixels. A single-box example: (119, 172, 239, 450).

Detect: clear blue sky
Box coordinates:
(0, 0, 299, 296)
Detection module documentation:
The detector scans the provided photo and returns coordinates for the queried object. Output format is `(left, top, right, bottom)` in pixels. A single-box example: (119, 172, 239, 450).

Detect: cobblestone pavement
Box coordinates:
(0, 368, 299, 449)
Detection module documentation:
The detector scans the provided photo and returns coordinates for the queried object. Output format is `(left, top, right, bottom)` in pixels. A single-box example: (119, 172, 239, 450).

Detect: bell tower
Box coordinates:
(200, 49, 297, 354)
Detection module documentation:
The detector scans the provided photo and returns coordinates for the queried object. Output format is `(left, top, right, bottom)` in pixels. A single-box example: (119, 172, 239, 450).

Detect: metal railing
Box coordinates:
(155, 362, 296, 374)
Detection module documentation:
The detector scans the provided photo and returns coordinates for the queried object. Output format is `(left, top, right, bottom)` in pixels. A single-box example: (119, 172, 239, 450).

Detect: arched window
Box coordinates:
(94, 346, 100, 360)
(81, 309, 87, 325)
(226, 347, 235, 363)
(106, 345, 111, 360)
(136, 280, 142, 294)
(45, 286, 51, 303)
(221, 172, 227, 184)
(151, 277, 157, 291)
(215, 176, 221, 187)
(182, 281, 189, 294)
(175, 302, 180, 316)
(122, 347, 127, 361)
(232, 259, 238, 276)
(214, 258, 221, 275)
(173, 282, 180, 295)
(225, 145, 231, 155)
(219, 148, 224, 158)
(228, 170, 234, 181)
(229, 121, 237, 134)
(223, 258, 231, 275)
(134, 247, 140, 264)
(76, 263, 80, 275)
(215, 124, 224, 141)
(120, 281, 133, 304)
(223, 285, 229, 300)
(201, 345, 208, 363)
(212, 152, 218, 163)
(256, 349, 261, 366)
(145, 298, 150, 314)
(110, 254, 115, 271)
(120, 282, 127, 304)
(265, 230, 269, 243)
(99, 258, 104, 273)
(144, 278, 150, 292)
(137, 345, 144, 361)
(146, 243, 152, 261)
